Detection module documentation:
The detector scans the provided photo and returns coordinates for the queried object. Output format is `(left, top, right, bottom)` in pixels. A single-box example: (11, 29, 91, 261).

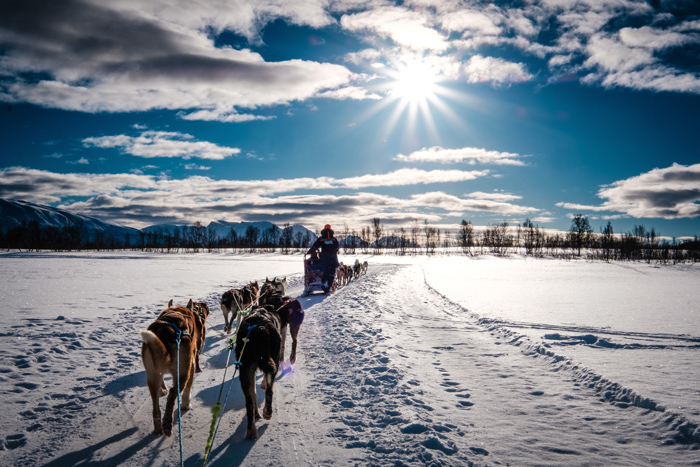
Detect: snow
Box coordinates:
(1, 251, 699, 466)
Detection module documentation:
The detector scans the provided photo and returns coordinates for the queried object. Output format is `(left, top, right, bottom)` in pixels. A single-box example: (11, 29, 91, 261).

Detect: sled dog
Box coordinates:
(264, 276, 287, 296)
(260, 282, 305, 363)
(353, 259, 362, 279)
(336, 263, 347, 286)
(361, 261, 368, 274)
(166, 299, 210, 373)
(236, 305, 282, 440)
(140, 299, 203, 436)
(220, 282, 259, 334)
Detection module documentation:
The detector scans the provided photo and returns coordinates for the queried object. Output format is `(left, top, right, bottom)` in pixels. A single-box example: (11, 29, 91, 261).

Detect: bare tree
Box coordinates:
(371, 218, 383, 253)
(458, 219, 474, 256)
(280, 223, 293, 254)
(423, 220, 436, 255)
(600, 221, 615, 261)
(411, 220, 420, 255)
(570, 214, 592, 257)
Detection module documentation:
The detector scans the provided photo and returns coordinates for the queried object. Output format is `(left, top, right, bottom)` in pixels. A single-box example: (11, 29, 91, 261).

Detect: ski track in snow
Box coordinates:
(1, 258, 700, 466)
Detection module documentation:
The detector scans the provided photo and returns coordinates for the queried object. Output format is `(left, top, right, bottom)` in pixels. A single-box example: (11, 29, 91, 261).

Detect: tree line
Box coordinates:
(0, 219, 316, 254)
(2, 215, 698, 263)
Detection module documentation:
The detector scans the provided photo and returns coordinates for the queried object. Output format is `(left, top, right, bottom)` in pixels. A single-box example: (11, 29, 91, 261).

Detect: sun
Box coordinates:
(352, 53, 471, 142)
(390, 59, 440, 103)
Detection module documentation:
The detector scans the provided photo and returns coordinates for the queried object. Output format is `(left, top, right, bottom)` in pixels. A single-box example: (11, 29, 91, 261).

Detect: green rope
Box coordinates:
(202, 402, 222, 466)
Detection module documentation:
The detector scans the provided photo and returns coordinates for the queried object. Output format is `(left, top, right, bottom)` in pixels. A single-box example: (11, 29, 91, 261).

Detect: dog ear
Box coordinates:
(187, 299, 193, 309)
(168, 299, 173, 308)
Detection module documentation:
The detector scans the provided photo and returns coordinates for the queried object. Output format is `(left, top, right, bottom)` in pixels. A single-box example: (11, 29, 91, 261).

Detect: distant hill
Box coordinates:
(0, 198, 140, 243)
(0, 198, 318, 247)
(144, 220, 317, 243)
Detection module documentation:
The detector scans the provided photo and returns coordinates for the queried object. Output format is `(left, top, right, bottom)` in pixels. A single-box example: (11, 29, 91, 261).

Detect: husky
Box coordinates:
(344, 263, 354, 283)
(236, 305, 282, 439)
(140, 299, 205, 436)
(220, 282, 259, 334)
(264, 276, 288, 296)
(361, 261, 368, 275)
(259, 282, 305, 363)
(336, 263, 347, 286)
(353, 259, 362, 279)
(168, 299, 210, 373)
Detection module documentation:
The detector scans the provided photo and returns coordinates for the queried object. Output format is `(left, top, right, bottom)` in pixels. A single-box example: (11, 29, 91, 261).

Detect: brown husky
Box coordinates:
(220, 282, 259, 334)
(140, 299, 204, 436)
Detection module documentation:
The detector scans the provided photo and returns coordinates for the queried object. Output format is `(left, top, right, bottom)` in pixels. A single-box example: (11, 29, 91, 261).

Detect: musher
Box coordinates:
(307, 224, 340, 293)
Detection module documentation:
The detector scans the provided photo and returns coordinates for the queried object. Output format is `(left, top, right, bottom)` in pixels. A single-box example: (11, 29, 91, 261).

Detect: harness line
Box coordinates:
(170, 323, 184, 467)
(201, 324, 257, 467)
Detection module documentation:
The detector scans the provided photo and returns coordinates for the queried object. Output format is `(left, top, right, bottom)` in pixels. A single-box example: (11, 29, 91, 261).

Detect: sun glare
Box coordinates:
(391, 61, 439, 102)
(352, 54, 473, 143)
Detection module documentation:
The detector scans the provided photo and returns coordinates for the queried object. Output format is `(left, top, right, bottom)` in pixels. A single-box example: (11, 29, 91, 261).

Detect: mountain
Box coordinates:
(0, 198, 140, 243)
(206, 220, 317, 243)
(1, 198, 318, 246)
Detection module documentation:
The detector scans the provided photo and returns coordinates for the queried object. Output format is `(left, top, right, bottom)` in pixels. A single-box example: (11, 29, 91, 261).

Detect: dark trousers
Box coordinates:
(321, 256, 338, 286)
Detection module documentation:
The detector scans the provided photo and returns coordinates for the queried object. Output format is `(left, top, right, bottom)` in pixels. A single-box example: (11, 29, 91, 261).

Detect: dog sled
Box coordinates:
(302, 253, 336, 296)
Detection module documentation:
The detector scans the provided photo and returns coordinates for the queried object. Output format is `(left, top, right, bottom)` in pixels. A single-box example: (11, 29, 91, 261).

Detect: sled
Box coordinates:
(302, 253, 336, 296)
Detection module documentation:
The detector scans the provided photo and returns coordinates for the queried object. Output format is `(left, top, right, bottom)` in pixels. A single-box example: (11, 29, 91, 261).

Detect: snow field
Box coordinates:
(1, 252, 699, 466)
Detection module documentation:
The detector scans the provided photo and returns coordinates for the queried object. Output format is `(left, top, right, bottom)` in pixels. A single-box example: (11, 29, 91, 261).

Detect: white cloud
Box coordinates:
(66, 157, 90, 165)
(0, 166, 518, 227)
(336, 168, 489, 189)
(315, 86, 382, 100)
(556, 163, 700, 219)
(441, 9, 502, 36)
(344, 49, 382, 65)
(341, 6, 449, 51)
(596, 66, 700, 94)
(183, 164, 211, 171)
(395, 146, 526, 165)
(584, 34, 657, 72)
(619, 26, 694, 50)
(411, 191, 537, 215)
(0, 0, 359, 118)
(82, 131, 241, 160)
(178, 109, 275, 123)
(466, 191, 523, 201)
(462, 55, 532, 85)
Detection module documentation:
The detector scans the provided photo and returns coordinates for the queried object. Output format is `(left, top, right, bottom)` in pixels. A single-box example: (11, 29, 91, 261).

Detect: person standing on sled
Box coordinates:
(307, 224, 340, 293)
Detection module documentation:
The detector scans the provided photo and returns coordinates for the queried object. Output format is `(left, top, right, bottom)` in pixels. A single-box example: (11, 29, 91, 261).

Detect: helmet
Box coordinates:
(324, 224, 331, 230)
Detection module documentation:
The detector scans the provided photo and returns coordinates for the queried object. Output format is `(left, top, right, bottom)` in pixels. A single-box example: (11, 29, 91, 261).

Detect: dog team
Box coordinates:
(139, 276, 304, 440)
(336, 258, 369, 287)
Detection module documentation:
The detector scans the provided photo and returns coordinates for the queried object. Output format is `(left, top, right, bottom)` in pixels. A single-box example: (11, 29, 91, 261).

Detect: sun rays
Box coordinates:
(352, 54, 470, 144)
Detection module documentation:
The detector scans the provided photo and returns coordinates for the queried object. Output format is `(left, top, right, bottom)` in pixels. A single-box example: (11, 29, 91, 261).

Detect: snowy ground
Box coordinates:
(1, 251, 699, 466)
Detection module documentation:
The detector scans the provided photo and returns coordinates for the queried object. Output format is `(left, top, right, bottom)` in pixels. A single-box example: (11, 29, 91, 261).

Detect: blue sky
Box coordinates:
(1, 0, 699, 238)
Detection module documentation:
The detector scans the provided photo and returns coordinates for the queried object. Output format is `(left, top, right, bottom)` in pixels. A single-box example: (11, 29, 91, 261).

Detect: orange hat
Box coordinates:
(324, 224, 331, 229)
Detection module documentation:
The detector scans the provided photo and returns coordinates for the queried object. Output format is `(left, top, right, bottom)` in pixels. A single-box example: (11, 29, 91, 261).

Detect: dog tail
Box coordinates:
(140, 330, 170, 369)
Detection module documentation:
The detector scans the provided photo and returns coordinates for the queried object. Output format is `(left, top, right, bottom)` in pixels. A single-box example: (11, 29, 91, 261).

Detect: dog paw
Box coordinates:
(263, 407, 273, 420)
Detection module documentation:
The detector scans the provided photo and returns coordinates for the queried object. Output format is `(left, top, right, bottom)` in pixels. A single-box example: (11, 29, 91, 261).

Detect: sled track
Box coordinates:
(421, 268, 700, 447)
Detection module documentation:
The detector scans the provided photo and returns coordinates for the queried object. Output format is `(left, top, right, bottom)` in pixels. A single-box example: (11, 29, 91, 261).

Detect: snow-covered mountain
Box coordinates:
(0, 198, 140, 243)
(1, 198, 317, 245)
(144, 220, 317, 242)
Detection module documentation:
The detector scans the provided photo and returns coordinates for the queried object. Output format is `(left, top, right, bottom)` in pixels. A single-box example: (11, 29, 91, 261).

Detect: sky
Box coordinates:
(1, 0, 699, 238)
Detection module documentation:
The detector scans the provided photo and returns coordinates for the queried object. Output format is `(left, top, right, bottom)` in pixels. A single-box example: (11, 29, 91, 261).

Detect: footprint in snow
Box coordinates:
(4, 433, 27, 450)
